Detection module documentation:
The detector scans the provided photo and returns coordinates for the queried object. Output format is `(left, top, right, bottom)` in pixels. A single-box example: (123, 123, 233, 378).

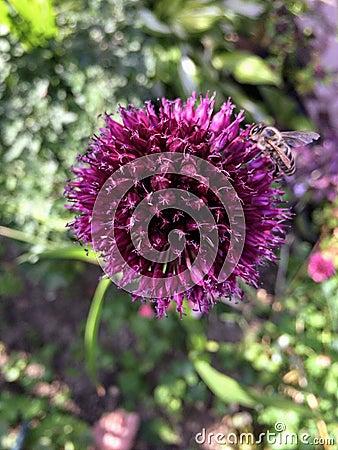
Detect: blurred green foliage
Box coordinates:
(0, 342, 91, 449)
(72, 266, 337, 447)
(1, 0, 337, 448)
(0, 0, 316, 238)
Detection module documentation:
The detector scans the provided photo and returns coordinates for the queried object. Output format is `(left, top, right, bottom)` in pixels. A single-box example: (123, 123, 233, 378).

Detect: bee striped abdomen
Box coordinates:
(272, 142, 295, 175)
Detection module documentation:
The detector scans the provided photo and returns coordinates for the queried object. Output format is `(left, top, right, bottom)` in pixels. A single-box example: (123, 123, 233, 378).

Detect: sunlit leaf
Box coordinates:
(233, 55, 281, 85)
(4, 0, 58, 48)
(213, 52, 280, 86)
(213, 51, 253, 72)
(176, 5, 223, 33)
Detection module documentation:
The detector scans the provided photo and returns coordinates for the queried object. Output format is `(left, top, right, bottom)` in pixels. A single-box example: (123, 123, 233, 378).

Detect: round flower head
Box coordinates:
(308, 252, 335, 283)
(65, 93, 290, 317)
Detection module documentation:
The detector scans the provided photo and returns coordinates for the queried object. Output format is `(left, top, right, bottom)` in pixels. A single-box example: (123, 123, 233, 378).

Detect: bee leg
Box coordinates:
(273, 165, 281, 177)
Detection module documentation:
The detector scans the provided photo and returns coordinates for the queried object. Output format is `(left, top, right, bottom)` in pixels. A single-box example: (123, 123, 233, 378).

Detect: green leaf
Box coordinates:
(213, 51, 253, 72)
(194, 360, 312, 414)
(84, 276, 111, 388)
(233, 55, 281, 85)
(213, 51, 281, 89)
(176, 4, 223, 33)
(3, 0, 57, 49)
(195, 359, 256, 406)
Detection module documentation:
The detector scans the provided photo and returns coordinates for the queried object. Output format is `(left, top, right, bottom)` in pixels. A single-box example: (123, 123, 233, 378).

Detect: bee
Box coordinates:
(249, 122, 320, 176)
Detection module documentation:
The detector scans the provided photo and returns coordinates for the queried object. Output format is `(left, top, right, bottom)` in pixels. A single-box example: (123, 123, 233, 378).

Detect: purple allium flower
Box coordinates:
(308, 252, 335, 283)
(65, 93, 290, 317)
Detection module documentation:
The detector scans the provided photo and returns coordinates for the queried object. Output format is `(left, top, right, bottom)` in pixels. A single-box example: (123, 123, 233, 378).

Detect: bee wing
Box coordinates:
(269, 141, 292, 169)
(281, 131, 320, 147)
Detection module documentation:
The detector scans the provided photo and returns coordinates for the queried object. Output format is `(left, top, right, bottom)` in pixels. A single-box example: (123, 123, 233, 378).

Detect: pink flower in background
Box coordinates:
(92, 410, 140, 450)
(138, 304, 155, 318)
(308, 252, 335, 283)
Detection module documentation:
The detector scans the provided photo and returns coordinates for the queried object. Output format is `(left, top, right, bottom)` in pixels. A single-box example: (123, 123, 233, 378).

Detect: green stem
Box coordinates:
(84, 276, 112, 389)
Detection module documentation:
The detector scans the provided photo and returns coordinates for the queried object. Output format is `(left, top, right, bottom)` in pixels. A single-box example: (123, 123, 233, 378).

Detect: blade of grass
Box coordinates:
(84, 276, 111, 390)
